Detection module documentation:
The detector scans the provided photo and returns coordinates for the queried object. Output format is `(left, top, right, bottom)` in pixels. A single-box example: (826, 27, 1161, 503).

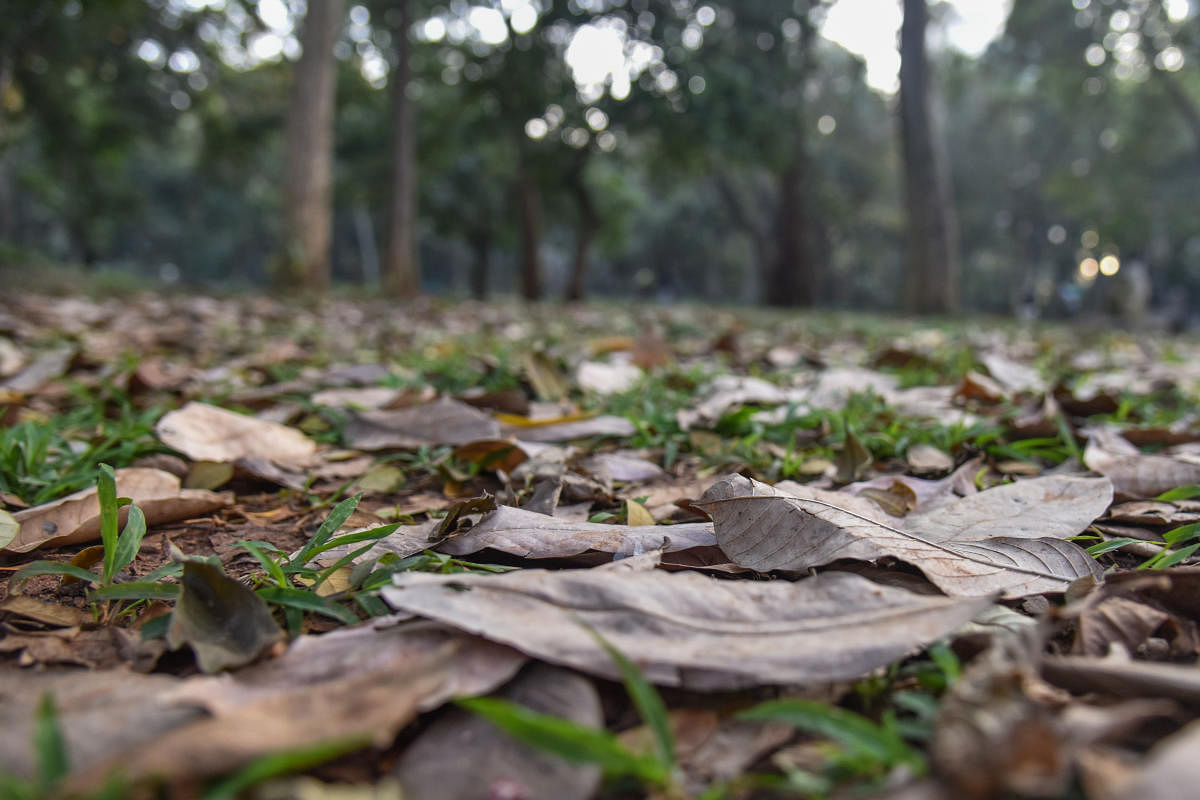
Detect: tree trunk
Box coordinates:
(382, 0, 419, 298)
(468, 228, 491, 300)
(515, 143, 542, 300)
(768, 139, 814, 308)
(899, 0, 960, 314)
(278, 0, 343, 292)
(564, 152, 599, 302)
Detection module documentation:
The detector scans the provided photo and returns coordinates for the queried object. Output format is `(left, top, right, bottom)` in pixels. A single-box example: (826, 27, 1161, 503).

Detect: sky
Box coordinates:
(821, 0, 1014, 93)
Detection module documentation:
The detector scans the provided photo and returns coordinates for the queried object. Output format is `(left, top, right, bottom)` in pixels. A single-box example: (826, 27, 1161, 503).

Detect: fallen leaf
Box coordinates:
(1113, 719, 1200, 800)
(1042, 654, 1200, 704)
(576, 359, 643, 395)
(0, 596, 92, 627)
(438, 504, 714, 561)
(393, 663, 603, 800)
(522, 351, 570, 402)
(0, 344, 75, 393)
(382, 552, 993, 690)
(355, 465, 405, 494)
(577, 452, 665, 483)
(166, 559, 285, 673)
(183, 460, 234, 490)
(0, 508, 16, 549)
(696, 474, 1106, 598)
(1085, 429, 1200, 498)
(906, 443, 955, 475)
(1074, 596, 1170, 657)
(36, 621, 525, 788)
(6, 468, 231, 553)
(311, 387, 402, 410)
(502, 415, 636, 443)
(836, 430, 874, 483)
(156, 401, 318, 468)
(343, 397, 501, 450)
(624, 498, 655, 526)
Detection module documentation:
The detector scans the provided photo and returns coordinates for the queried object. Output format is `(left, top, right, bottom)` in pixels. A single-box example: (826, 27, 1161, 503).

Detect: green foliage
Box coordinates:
(0, 402, 164, 506)
(13, 464, 170, 610)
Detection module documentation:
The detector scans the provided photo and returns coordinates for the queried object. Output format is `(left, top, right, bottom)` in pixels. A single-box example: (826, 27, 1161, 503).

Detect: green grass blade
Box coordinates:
(737, 699, 916, 766)
(202, 736, 371, 800)
(33, 693, 69, 789)
(457, 696, 665, 781)
(289, 493, 362, 567)
(307, 522, 403, 559)
(256, 586, 359, 625)
(140, 560, 184, 583)
(109, 503, 147, 581)
(1087, 537, 1148, 556)
(88, 582, 180, 601)
(238, 540, 289, 587)
(97, 464, 120, 583)
(1156, 485, 1200, 502)
(1163, 522, 1200, 546)
(584, 625, 675, 772)
(13, 560, 100, 587)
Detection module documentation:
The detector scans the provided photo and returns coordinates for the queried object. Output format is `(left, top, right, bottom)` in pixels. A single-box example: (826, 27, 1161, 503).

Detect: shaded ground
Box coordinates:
(1, 289, 1199, 799)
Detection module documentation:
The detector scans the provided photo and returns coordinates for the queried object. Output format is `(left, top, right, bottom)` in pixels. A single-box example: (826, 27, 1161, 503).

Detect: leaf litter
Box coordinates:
(0, 290, 1198, 797)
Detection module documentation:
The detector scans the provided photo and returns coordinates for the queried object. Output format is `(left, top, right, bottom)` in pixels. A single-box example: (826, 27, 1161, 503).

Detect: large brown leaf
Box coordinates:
(439, 504, 717, 560)
(343, 396, 501, 450)
(5, 468, 231, 553)
(1084, 428, 1200, 498)
(155, 401, 318, 468)
(695, 474, 1107, 598)
(55, 620, 525, 788)
(382, 552, 992, 690)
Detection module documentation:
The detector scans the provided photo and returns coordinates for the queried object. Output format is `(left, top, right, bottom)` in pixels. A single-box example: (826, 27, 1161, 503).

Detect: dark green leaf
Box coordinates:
(256, 586, 360, 625)
(89, 581, 180, 601)
(13, 560, 99, 587)
(738, 699, 919, 767)
(108, 504, 147, 582)
(167, 559, 284, 673)
(289, 494, 362, 567)
(98, 464, 120, 583)
(457, 696, 665, 782)
(238, 540, 289, 587)
(33, 693, 69, 789)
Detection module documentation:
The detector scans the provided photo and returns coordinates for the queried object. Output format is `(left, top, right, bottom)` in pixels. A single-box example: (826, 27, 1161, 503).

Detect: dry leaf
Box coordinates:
(907, 443, 955, 474)
(382, 552, 993, 690)
(438, 504, 714, 560)
(54, 621, 525, 788)
(6, 468, 231, 553)
(1114, 719, 1200, 800)
(576, 360, 642, 395)
(393, 664, 603, 800)
(697, 474, 1106, 598)
(156, 401, 318, 468)
(343, 397, 501, 450)
(502, 415, 636, 443)
(1085, 429, 1200, 498)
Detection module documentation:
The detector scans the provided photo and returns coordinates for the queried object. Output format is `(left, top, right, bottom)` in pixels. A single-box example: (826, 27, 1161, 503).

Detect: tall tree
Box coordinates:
(382, 0, 419, 298)
(899, 0, 960, 314)
(279, 0, 344, 292)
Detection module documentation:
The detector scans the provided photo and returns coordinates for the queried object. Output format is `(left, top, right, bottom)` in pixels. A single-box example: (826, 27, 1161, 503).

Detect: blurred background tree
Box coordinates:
(0, 0, 1196, 322)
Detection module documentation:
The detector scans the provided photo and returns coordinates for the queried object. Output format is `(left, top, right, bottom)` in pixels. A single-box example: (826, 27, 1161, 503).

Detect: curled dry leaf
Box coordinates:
(382, 551, 993, 690)
(5, 468, 231, 553)
(696, 474, 1108, 598)
(167, 559, 284, 673)
(155, 401, 318, 468)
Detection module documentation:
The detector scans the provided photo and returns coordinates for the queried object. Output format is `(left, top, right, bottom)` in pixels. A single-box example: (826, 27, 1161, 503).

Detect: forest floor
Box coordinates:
(1, 287, 1199, 799)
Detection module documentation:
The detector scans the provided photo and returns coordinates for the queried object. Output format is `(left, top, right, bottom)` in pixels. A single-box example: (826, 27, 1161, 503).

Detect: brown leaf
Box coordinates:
(393, 664, 603, 800)
(1085, 429, 1200, 498)
(0, 596, 92, 628)
(502, 415, 636, 443)
(1042, 654, 1200, 704)
(438, 504, 715, 561)
(343, 397, 501, 450)
(1074, 597, 1170, 657)
(155, 401, 318, 468)
(166, 559, 285, 673)
(1113, 719, 1200, 800)
(697, 474, 1107, 598)
(906, 443, 955, 475)
(382, 552, 992, 690)
(6, 468, 231, 553)
(47, 621, 525, 788)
